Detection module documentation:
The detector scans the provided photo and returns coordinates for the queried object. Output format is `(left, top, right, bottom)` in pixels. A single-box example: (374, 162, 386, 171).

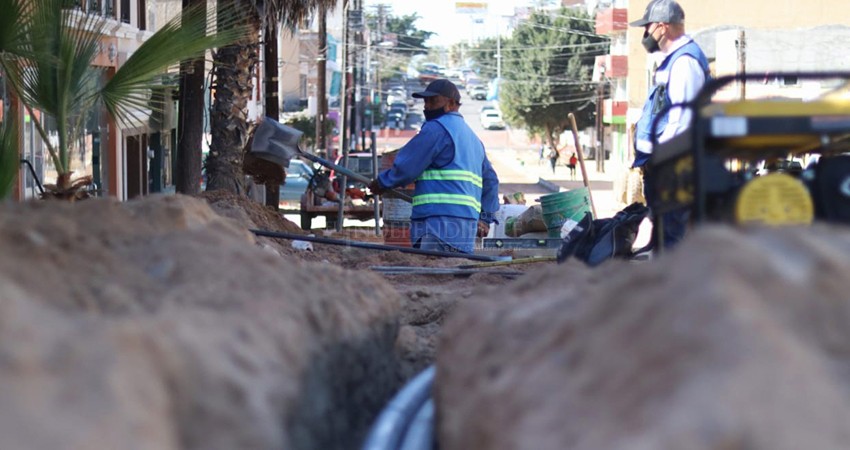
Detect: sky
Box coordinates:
(363, 0, 540, 48)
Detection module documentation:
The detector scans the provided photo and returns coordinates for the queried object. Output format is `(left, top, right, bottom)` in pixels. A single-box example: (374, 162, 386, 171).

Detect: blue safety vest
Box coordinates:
(634, 40, 710, 167)
(411, 113, 484, 220)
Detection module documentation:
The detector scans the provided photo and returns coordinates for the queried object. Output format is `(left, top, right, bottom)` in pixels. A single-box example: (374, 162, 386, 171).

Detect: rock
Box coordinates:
(0, 195, 403, 449)
(436, 225, 850, 450)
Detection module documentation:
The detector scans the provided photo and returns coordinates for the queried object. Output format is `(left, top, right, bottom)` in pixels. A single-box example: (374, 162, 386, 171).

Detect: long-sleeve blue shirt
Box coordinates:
(377, 113, 500, 223)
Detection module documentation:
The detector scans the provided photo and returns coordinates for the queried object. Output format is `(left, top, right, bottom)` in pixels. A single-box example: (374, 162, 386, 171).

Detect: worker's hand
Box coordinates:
(477, 220, 490, 238)
(368, 178, 385, 195)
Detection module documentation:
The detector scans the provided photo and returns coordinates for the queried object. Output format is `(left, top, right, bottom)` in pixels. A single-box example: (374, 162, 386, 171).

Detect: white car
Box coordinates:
(469, 85, 488, 100)
(480, 110, 505, 130)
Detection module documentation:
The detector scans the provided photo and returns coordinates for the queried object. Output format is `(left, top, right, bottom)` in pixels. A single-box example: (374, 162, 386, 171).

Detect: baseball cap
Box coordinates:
(412, 79, 461, 102)
(629, 0, 685, 27)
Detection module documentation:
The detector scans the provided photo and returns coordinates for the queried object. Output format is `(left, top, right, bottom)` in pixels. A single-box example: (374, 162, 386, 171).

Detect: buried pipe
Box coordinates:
(250, 229, 506, 262)
(398, 399, 435, 450)
(362, 366, 435, 450)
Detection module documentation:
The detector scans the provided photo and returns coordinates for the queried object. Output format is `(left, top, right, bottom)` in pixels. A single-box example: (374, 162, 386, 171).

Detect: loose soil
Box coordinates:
(200, 190, 534, 377)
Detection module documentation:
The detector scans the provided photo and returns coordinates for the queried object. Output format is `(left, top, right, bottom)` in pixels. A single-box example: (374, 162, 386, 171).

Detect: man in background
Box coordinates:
(630, 0, 710, 252)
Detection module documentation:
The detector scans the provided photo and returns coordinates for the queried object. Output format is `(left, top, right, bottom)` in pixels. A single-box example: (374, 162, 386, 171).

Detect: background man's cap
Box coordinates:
(629, 0, 685, 27)
(412, 79, 461, 101)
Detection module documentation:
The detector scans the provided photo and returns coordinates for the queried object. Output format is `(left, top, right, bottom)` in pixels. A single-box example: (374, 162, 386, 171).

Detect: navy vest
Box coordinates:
(412, 113, 485, 220)
(634, 40, 710, 167)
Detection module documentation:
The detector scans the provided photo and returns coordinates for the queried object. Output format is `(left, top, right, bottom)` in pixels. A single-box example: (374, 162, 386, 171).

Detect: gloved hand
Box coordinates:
(367, 178, 385, 195)
(476, 220, 490, 238)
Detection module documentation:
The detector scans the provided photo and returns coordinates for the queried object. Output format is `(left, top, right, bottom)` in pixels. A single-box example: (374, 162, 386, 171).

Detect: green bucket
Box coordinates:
(539, 188, 592, 237)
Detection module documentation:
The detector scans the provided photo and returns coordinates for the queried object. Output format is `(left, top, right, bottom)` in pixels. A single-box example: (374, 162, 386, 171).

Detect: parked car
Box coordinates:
(386, 88, 406, 105)
(470, 85, 488, 101)
(280, 159, 314, 206)
(480, 110, 506, 130)
(447, 76, 466, 90)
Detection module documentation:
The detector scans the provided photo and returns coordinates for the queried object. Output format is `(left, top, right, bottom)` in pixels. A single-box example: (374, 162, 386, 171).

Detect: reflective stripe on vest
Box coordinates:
(411, 113, 485, 220)
(412, 193, 482, 211)
(417, 169, 483, 187)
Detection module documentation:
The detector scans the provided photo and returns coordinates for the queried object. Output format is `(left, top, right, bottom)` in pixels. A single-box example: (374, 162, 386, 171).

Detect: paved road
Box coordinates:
(372, 95, 626, 218)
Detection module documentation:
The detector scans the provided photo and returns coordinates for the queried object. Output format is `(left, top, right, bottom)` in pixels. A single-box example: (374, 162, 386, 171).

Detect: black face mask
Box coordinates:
(423, 107, 448, 122)
(642, 29, 661, 53)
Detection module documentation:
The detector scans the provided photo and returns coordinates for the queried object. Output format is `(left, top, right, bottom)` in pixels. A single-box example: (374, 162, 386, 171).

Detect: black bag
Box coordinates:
(810, 155, 850, 224)
(557, 202, 649, 266)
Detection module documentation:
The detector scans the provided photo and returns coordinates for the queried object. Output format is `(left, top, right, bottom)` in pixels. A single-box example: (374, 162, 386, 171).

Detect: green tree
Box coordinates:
(499, 8, 606, 149)
(467, 37, 500, 80)
(0, 0, 242, 199)
(381, 14, 434, 55)
(283, 114, 334, 151)
(205, 0, 340, 195)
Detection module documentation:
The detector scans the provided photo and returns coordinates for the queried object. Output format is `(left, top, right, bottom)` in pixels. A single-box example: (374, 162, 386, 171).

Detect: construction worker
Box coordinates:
(630, 0, 710, 252)
(368, 79, 500, 254)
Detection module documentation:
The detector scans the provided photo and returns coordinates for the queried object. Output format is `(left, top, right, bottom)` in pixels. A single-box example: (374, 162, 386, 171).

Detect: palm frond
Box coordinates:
(0, 0, 34, 59)
(13, 0, 106, 170)
(101, 2, 248, 127)
(0, 116, 19, 200)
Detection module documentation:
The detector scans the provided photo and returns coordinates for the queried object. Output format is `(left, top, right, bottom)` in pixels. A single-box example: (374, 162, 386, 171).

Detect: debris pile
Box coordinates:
(436, 225, 850, 450)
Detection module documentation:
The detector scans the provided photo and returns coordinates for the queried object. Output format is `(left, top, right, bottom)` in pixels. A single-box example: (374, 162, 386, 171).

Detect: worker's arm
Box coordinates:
(375, 121, 450, 190)
(479, 153, 500, 224)
(658, 56, 706, 144)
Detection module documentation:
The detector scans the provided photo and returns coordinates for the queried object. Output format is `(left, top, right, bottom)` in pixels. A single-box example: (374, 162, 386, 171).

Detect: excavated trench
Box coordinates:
(8, 192, 847, 450)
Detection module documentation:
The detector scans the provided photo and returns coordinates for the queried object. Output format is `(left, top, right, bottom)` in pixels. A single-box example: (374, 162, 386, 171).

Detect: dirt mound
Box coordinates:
(0, 194, 403, 449)
(436, 224, 850, 450)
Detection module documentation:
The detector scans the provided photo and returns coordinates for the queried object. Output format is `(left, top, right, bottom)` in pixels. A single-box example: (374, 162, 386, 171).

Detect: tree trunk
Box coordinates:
(174, 0, 207, 195)
(205, 9, 260, 194)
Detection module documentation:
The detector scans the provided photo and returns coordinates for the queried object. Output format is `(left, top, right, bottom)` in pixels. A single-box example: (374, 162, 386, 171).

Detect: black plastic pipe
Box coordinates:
(250, 229, 504, 262)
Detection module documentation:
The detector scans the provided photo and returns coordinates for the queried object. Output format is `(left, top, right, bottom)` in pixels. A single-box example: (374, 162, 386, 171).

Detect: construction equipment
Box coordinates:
(252, 118, 413, 203)
(648, 71, 850, 248)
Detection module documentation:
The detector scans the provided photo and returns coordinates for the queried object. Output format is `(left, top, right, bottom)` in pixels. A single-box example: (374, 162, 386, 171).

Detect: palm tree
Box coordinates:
(204, 0, 340, 194)
(0, 0, 244, 200)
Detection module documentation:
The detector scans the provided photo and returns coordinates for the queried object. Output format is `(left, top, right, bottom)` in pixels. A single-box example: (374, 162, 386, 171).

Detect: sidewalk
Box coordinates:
(509, 146, 623, 219)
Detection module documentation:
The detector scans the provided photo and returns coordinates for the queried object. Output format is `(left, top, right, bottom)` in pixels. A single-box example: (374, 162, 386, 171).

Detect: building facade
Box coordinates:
(12, 0, 182, 202)
(587, 0, 850, 175)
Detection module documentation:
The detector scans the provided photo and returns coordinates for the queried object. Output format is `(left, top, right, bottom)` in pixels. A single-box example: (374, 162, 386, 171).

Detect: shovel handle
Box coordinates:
(300, 153, 413, 203)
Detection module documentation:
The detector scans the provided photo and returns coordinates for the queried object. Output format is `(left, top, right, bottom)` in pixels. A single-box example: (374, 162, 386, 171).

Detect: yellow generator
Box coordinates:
(648, 72, 850, 241)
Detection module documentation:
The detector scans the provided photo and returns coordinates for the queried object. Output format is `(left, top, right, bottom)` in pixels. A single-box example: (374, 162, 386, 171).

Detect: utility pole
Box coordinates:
(260, 21, 282, 209)
(596, 81, 605, 173)
(264, 23, 280, 121)
(737, 29, 746, 100)
(496, 17, 501, 81)
(376, 4, 386, 122)
(340, 1, 350, 164)
(315, 4, 328, 158)
(175, 0, 206, 194)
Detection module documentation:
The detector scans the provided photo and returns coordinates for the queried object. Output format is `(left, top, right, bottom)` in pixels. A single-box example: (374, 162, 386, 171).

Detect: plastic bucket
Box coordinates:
(383, 220, 412, 247)
(539, 188, 591, 237)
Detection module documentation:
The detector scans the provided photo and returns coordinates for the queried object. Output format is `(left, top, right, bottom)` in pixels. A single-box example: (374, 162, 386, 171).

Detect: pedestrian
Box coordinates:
(368, 79, 500, 254)
(630, 0, 709, 253)
(568, 153, 578, 180)
(538, 144, 545, 166)
(548, 147, 559, 175)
